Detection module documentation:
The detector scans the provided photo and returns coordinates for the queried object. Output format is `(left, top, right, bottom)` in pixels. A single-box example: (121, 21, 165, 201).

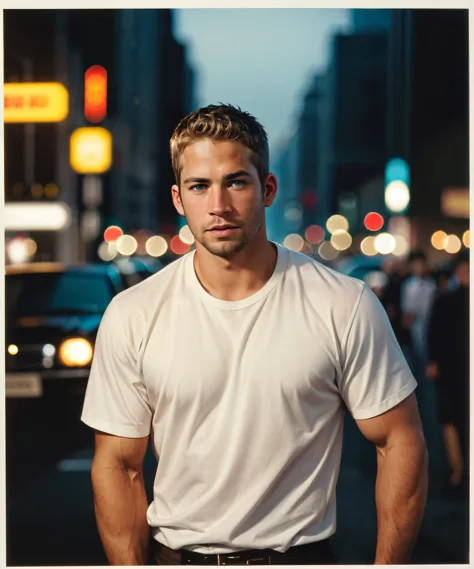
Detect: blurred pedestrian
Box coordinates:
(426, 251, 469, 489)
(381, 258, 411, 351)
(432, 267, 452, 296)
(81, 104, 427, 566)
(401, 251, 437, 376)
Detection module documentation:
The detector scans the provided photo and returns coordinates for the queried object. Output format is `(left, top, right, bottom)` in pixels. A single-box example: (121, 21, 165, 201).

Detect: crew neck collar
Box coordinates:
(185, 242, 289, 311)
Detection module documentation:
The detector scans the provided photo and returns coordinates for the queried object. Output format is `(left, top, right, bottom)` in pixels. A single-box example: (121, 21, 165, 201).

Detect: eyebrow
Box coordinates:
(183, 170, 252, 185)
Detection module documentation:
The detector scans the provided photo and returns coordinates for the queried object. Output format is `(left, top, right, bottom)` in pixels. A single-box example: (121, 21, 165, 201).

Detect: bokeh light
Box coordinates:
(393, 235, 409, 257)
(431, 230, 447, 250)
(385, 181, 410, 213)
(8, 344, 19, 356)
(364, 212, 384, 232)
(170, 235, 191, 255)
(360, 236, 377, 256)
(284, 202, 304, 223)
(7, 238, 30, 264)
(318, 241, 339, 261)
(104, 225, 123, 243)
(283, 234, 305, 251)
(462, 229, 470, 248)
(24, 238, 38, 257)
(44, 183, 59, 198)
(330, 230, 352, 251)
(116, 234, 138, 256)
(374, 233, 396, 255)
(98, 240, 117, 261)
(179, 225, 195, 245)
(146, 235, 168, 257)
(443, 234, 461, 254)
(305, 225, 325, 245)
(31, 183, 43, 198)
(326, 215, 349, 234)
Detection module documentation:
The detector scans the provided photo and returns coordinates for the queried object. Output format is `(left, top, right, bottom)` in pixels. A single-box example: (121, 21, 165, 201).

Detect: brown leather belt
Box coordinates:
(151, 539, 335, 565)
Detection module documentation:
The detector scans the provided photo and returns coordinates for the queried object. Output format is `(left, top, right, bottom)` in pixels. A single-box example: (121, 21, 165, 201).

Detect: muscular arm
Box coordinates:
(356, 393, 428, 564)
(91, 431, 150, 565)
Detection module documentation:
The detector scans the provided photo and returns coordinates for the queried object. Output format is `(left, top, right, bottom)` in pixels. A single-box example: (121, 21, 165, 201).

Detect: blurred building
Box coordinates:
(4, 10, 71, 263)
(111, 9, 195, 237)
(404, 9, 469, 254)
(317, 30, 389, 234)
(351, 9, 392, 33)
(270, 8, 468, 265)
(296, 74, 325, 229)
(4, 8, 196, 264)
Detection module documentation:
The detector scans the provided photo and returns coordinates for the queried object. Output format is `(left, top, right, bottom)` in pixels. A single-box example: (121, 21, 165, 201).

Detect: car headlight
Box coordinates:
(58, 338, 93, 367)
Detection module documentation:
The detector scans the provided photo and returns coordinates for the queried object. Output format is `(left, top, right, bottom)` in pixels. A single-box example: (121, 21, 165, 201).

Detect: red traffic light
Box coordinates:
(84, 65, 107, 123)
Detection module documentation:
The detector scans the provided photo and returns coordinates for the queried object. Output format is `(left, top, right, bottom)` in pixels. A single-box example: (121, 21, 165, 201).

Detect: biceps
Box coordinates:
(93, 430, 149, 473)
(355, 393, 424, 448)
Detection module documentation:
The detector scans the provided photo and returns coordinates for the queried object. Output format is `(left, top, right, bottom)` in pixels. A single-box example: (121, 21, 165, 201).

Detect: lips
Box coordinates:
(208, 225, 238, 231)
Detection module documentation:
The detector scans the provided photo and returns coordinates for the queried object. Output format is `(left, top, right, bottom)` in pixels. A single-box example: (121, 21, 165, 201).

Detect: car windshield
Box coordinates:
(6, 271, 114, 316)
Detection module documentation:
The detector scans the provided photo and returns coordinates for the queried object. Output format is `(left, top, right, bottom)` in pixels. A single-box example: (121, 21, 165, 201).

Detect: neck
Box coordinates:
(193, 230, 277, 302)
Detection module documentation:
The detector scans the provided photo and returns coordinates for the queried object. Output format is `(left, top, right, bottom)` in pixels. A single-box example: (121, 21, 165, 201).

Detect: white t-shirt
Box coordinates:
(81, 243, 417, 554)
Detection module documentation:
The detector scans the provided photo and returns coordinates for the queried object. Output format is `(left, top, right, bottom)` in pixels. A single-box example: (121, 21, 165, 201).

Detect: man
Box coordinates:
(380, 258, 411, 352)
(426, 251, 469, 489)
(82, 104, 428, 566)
(400, 251, 437, 374)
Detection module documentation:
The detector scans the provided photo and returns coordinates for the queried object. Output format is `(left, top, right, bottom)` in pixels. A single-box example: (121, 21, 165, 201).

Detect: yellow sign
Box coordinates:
(4, 82, 69, 123)
(70, 127, 112, 174)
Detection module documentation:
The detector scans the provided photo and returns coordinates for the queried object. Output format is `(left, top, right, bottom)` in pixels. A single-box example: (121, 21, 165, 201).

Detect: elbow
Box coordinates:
(91, 454, 143, 482)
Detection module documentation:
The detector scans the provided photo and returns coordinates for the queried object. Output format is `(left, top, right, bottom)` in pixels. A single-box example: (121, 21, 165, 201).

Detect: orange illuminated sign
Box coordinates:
(70, 127, 112, 174)
(84, 65, 107, 123)
(4, 82, 69, 123)
(441, 187, 469, 219)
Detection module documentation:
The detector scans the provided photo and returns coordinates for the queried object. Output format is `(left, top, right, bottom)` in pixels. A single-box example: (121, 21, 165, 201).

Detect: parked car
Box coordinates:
(336, 254, 383, 282)
(112, 256, 163, 288)
(5, 262, 125, 401)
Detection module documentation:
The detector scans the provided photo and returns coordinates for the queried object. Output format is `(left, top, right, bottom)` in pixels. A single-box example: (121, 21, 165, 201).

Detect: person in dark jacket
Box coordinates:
(426, 251, 469, 488)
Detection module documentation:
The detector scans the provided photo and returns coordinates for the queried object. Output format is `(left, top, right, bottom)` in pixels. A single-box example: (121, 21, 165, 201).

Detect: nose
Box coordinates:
(209, 187, 232, 216)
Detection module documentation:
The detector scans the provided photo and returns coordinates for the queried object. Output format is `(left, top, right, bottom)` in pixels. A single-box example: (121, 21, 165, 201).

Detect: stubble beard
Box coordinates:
(196, 214, 264, 260)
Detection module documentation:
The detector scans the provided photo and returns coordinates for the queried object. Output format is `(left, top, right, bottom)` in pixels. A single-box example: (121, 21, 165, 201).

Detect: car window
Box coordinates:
(6, 272, 114, 316)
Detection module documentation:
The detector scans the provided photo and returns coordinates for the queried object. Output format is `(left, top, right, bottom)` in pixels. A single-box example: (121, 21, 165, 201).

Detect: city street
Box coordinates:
(5, 380, 469, 566)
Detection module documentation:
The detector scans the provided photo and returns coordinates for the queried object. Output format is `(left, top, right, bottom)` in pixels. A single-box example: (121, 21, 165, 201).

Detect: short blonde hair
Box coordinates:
(170, 104, 269, 187)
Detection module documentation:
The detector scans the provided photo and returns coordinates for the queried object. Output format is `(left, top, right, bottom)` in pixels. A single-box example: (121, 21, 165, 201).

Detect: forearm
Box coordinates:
(374, 438, 428, 564)
(92, 461, 150, 565)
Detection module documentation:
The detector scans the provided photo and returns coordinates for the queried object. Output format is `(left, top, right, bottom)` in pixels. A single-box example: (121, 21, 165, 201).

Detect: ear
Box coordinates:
(171, 185, 185, 216)
(263, 174, 277, 207)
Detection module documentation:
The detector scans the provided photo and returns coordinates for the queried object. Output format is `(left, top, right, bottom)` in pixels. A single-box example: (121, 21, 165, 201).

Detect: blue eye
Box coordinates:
(230, 179, 246, 188)
(191, 184, 206, 192)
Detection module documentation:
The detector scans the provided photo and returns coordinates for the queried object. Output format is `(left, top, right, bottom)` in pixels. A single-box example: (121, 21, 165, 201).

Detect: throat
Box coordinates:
(193, 242, 277, 302)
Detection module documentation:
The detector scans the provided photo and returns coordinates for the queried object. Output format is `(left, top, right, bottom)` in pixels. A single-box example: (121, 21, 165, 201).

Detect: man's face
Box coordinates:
(171, 139, 277, 259)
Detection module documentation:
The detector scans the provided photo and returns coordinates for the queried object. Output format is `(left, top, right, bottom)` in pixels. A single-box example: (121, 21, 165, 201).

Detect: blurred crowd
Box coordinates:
(365, 250, 469, 492)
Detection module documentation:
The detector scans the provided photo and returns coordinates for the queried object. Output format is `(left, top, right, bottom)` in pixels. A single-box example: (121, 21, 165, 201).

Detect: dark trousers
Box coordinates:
(149, 538, 337, 565)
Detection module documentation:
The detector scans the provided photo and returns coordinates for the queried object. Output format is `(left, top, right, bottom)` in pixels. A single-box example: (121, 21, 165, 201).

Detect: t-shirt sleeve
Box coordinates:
(81, 297, 152, 438)
(339, 284, 417, 420)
